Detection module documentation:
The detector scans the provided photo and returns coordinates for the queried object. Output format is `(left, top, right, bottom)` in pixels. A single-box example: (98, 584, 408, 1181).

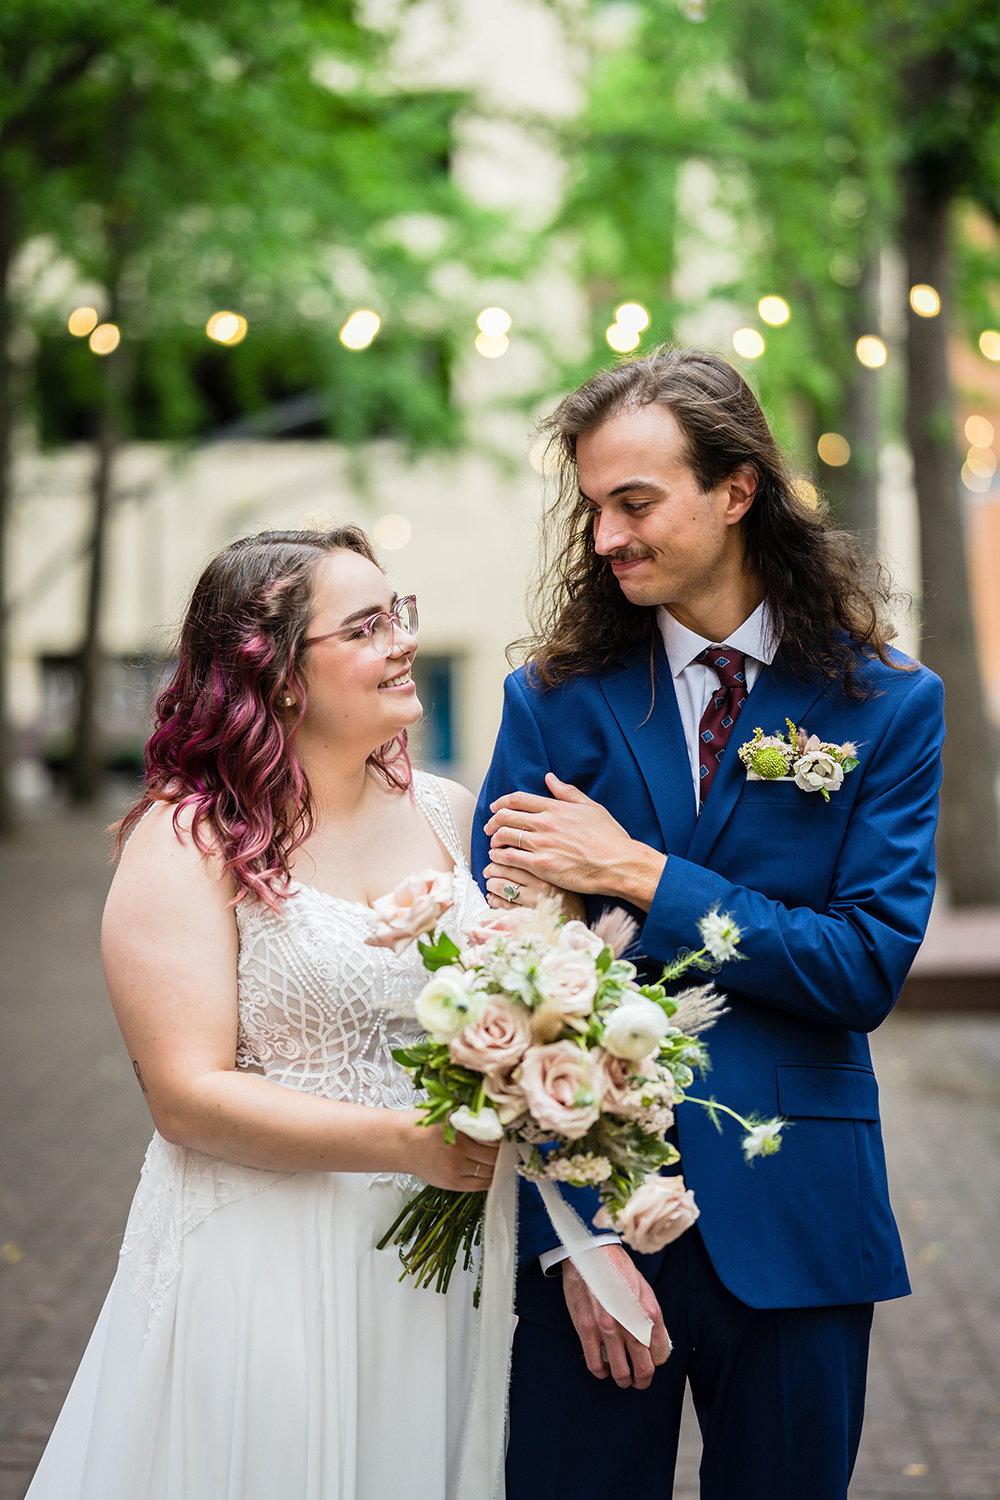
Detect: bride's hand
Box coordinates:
(482, 859, 587, 923)
(403, 1118, 499, 1193)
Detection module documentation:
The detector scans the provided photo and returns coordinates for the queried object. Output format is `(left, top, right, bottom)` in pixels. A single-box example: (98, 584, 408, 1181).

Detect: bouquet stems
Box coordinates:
(377, 1185, 487, 1302)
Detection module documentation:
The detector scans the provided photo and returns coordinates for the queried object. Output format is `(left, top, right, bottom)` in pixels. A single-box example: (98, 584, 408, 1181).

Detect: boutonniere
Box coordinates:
(738, 721, 860, 802)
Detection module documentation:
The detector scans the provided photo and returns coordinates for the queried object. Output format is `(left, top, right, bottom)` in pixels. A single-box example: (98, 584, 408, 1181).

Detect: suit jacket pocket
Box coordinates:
(776, 1061, 879, 1120)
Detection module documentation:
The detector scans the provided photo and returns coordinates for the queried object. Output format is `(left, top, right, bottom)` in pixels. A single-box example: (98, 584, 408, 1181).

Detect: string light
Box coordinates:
(340, 310, 380, 350)
(606, 323, 641, 353)
(615, 303, 650, 333)
(817, 433, 850, 466)
(88, 323, 120, 355)
(909, 285, 940, 317)
(732, 328, 765, 358)
(855, 336, 887, 368)
(965, 415, 995, 449)
(68, 307, 99, 337)
(475, 332, 509, 358)
(477, 307, 511, 337)
(206, 311, 248, 345)
(758, 296, 790, 326)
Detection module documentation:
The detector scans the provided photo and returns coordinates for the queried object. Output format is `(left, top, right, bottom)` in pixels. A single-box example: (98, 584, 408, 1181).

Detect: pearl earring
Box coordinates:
(282, 694, 296, 708)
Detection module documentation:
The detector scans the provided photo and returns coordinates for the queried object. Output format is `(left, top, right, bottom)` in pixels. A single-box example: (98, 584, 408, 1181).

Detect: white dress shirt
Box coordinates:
(538, 601, 778, 1274)
(656, 601, 778, 812)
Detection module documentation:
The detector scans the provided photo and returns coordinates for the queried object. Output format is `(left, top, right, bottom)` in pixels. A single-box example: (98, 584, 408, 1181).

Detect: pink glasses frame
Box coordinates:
(302, 594, 419, 656)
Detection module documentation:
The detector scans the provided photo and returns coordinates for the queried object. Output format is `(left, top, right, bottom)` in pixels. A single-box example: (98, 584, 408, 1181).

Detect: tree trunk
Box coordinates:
(67, 309, 125, 806)
(901, 158, 1000, 905)
(0, 178, 18, 835)
(826, 253, 881, 544)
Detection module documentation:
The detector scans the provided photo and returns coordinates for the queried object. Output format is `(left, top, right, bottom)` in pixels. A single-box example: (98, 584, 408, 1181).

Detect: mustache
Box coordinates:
(606, 547, 653, 563)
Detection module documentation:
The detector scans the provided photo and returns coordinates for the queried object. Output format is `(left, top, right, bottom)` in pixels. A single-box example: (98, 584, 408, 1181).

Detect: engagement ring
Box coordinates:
(502, 882, 521, 903)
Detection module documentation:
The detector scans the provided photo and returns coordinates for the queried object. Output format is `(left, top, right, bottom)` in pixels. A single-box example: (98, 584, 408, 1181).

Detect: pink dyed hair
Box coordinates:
(116, 527, 412, 907)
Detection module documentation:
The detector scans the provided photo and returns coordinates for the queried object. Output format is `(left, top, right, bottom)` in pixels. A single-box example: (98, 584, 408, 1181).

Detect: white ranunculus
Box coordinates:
(415, 969, 482, 1042)
(601, 996, 671, 1060)
(449, 1104, 505, 1143)
(792, 751, 845, 795)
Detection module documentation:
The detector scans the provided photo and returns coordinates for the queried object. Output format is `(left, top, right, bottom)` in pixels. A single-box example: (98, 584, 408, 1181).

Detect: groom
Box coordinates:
(472, 347, 944, 1500)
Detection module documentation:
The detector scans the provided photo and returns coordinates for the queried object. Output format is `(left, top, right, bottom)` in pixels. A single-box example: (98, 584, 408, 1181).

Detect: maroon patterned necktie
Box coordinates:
(696, 647, 747, 802)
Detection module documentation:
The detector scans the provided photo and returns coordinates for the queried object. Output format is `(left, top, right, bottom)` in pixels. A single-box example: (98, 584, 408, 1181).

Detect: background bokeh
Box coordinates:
(2, 3, 1000, 1496)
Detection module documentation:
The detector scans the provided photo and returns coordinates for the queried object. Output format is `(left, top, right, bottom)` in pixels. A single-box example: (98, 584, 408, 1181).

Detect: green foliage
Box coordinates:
(555, 0, 1000, 461)
(2, 0, 509, 449)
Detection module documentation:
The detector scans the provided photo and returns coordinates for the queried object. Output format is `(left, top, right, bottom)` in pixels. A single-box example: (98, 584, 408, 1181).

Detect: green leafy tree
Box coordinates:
(554, 0, 1000, 905)
(1, 0, 501, 817)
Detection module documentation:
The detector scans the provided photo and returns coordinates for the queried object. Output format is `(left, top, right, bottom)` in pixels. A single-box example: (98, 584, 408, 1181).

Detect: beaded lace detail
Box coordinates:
(121, 772, 488, 1334)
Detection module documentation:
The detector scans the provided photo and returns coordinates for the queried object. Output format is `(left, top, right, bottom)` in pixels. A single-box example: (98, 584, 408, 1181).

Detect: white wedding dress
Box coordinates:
(26, 772, 498, 1500)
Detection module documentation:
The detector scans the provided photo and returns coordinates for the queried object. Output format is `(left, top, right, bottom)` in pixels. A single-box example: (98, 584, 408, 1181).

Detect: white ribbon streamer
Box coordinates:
(457, 1136, 518, 1500)
(534, 1177, 653, 1347)
(457, 1143, 654, 1498)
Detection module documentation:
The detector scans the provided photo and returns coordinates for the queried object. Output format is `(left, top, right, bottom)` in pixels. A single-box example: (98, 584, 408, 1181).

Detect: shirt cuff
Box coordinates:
(538, 1234, 621, 1275)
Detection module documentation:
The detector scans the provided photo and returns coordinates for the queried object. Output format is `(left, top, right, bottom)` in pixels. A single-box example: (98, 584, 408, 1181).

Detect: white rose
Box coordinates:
(449, 1104, 504, 1143)
(792, 751, 845, 795)
(415, 969, 482, 1042)
(601, 996, 671, 1060)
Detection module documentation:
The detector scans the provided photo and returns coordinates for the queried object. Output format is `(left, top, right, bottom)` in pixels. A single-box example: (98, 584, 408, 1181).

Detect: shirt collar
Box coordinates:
(656, 600, 778, 679)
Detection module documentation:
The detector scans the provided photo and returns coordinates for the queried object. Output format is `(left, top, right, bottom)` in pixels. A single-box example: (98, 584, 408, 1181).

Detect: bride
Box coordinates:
(26, 526, 503, 1500)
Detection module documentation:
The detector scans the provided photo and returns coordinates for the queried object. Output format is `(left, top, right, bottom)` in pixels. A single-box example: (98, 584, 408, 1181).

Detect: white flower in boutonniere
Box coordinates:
(738, 721, 860, 801)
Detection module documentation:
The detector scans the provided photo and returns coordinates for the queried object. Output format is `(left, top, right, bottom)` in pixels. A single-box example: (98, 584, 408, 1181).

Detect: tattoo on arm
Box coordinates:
(132, 1060, 148, 1094)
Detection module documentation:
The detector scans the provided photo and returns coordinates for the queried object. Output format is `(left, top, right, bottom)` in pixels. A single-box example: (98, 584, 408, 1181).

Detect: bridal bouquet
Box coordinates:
(366, 873, 783, 1299)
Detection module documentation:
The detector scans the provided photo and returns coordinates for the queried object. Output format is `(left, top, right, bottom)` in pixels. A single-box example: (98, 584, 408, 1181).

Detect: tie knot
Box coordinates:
(697, 646, 746, 692)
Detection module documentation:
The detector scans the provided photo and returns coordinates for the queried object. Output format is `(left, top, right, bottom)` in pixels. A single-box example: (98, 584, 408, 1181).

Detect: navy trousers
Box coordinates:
(505, 1227, 873, 1500)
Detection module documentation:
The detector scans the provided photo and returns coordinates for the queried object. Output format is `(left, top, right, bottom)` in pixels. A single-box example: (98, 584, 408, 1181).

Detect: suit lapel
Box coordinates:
(599, 640, 698, 856)
(684, 658, 831, 866)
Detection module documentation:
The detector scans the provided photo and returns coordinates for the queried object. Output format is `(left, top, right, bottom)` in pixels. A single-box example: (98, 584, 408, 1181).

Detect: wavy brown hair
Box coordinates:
(116, 527, 411, 907)
(520, 346, 904, 699)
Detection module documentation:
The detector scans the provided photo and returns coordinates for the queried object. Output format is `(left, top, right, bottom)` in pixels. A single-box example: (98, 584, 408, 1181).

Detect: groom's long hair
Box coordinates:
(519, 346, 904, 700)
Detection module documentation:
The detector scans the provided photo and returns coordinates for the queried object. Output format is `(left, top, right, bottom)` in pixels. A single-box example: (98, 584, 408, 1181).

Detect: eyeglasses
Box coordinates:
(303, 595, 418, 657)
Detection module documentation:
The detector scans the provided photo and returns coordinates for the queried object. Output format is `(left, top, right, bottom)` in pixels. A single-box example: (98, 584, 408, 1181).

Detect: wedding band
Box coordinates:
(517, 829, 525, 850)
(473, 1163, 480, 1178)
(502, 882, 521, 904)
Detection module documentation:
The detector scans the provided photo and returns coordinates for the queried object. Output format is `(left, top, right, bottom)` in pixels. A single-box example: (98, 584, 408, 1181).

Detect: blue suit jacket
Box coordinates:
(472, 637, 944, 1313)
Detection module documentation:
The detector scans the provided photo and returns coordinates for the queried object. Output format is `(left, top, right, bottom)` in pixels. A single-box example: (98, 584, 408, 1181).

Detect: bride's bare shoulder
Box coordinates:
(112, 799, 233, 899)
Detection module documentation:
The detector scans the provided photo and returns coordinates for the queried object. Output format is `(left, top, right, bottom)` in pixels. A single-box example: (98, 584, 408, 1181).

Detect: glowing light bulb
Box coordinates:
(965, 415, 995, 449)
(475, 332, 509, 358)
(817, 433, 851, 466)
(732, 328, 765, 358)
(477, 307, 512, 337)
(206, 311, 248, 345)
(758, 296, 790, 326)
(855, 336, 887, 368)
(68, 307, 99, 337)
(339, 310, 380, 350)
(909, 285, 940, 317)
(614, 302, 650, 333)
(88, 323, 120, 355)
(606, 323, 641, 353)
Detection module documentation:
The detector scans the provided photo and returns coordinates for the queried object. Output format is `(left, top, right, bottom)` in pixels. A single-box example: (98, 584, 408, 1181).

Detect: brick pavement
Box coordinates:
(2, 808, 999, 1499)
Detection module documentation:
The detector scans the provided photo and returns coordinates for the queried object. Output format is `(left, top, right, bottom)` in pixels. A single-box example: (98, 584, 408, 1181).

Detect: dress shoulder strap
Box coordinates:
(412, 770, 466, 867)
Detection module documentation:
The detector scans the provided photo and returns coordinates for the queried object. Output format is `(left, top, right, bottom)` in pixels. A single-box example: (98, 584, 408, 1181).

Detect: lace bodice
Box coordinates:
(121, 771, 488, 1334)
(234, 771, 487, 1108)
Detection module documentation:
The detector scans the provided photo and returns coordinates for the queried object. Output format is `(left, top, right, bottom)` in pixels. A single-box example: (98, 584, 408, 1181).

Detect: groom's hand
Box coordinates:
(485, 773, 666, 912)
(561, 1247, 670, 1390)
